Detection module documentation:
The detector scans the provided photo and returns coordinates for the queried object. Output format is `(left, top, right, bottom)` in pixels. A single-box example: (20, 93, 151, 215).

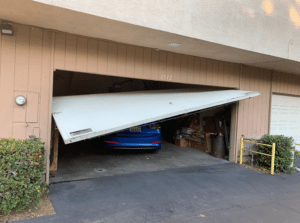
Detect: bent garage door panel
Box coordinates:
(52, 89, 260, 144)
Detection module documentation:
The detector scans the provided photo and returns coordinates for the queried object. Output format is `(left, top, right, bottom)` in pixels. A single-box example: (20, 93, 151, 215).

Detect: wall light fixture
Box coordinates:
(1, 21, 13, 35)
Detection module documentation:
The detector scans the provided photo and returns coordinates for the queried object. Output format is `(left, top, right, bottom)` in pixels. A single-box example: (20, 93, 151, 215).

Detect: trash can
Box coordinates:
(211, 134, 226, 159)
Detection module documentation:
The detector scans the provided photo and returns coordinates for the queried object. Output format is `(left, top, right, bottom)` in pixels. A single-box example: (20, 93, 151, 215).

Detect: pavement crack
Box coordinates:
(245, 200, 277, 209)
(276, 202, 300, 214)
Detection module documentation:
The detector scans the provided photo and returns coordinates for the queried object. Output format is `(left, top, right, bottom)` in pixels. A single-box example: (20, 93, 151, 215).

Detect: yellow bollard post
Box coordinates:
(271, 143, 275, 175)
(240, 138, 244, 165)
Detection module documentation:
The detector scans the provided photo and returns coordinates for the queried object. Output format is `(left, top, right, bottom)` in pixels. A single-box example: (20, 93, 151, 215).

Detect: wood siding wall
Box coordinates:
(0, 25, 54, 151)
(238, 66, 272, 139)
(53, 33, 241, 88)
(234, 66, 273, 159)
(1, 24, 300, 164)
(272, 71, 300, 96)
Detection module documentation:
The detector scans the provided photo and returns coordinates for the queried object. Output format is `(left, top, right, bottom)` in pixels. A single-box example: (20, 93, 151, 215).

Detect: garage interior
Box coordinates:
(49, 70, 234, 183)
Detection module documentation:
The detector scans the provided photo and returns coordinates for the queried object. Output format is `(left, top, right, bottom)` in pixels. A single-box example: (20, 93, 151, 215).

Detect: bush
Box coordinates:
(0, 136, 46, 214)
(255, 135, 296, 173)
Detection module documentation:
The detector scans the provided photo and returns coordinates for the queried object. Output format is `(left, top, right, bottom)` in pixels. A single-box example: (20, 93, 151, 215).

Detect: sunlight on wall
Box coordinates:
(260, 0, 300, 30)
(290, 6, 300, 28)
(262, 0, 274, 15)
(243, 8, 255, 18)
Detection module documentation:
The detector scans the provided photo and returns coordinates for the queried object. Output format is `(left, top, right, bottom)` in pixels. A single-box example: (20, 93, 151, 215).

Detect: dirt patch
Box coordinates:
(240, 164, 271, 174)
(0, 193, 55, 223)
(240, 163, 287, 175)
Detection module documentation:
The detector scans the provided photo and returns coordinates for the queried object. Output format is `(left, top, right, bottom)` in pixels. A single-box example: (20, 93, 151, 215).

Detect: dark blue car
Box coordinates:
(105, 123, 162, 151)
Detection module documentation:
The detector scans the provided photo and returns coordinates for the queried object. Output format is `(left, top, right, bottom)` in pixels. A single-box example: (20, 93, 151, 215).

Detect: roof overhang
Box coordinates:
(1, 0, 300, 75)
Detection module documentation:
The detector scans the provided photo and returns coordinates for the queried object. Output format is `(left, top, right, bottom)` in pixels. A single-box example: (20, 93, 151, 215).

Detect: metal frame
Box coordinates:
(239, 137, 276, 175)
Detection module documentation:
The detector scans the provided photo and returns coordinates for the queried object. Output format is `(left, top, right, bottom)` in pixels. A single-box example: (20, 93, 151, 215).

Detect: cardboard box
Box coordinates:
(188, 114, 201, 131)
(175, 138, 189, 147)
(187, 133, 212, 153)
(188, 140, 206, 152)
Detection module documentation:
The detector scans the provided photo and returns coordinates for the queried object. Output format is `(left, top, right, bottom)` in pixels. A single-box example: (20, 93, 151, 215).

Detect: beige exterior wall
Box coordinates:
(272, 71, 300, 95)
(53, 33, 240, 88)
(1, 24, 300, 165)
(34, 0, 300, 63)
(238, 66, 272, 139)
(0, 25, 54, 150)
(2, 1, 300, 76)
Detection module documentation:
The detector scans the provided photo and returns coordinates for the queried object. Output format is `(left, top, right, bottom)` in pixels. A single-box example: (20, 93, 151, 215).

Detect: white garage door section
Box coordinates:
(270, 94, 300, 151)
(52, 89, 260, 144)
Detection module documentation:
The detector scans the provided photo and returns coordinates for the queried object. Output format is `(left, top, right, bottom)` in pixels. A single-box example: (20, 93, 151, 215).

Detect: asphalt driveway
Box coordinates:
(18, 161, 300, 223)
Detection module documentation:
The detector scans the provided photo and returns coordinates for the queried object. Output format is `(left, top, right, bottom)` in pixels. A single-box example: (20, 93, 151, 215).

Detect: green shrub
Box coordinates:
(255, 135, 296, 173)
(0, 136, 46, 214)
(295, 150, 300, 162)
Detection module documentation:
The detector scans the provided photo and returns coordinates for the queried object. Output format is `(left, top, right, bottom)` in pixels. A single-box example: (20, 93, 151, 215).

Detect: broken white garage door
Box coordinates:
(52, 89, 260, 144)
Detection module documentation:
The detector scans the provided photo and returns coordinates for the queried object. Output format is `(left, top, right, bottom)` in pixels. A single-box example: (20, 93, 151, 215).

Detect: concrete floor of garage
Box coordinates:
(50, 140, 228, 183)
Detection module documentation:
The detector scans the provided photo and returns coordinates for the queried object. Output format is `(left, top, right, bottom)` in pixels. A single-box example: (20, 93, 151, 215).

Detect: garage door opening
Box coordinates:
(49, 70, 258, 183)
